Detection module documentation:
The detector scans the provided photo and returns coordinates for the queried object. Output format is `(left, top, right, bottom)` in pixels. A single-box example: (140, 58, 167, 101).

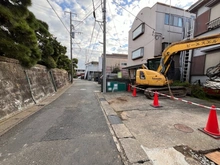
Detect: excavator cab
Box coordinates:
(135, 69, 167, 86)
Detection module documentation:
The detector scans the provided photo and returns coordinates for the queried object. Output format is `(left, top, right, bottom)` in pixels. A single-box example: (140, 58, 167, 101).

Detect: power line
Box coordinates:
(112, 0, 155, 31)
(87, 21, 97, 62)
(107, 0, 122, 47)
(75, 3, 102, 27)
(88, 24, 102, 62)
(46, 0, 81, 49)
(46, 0, 69, 33)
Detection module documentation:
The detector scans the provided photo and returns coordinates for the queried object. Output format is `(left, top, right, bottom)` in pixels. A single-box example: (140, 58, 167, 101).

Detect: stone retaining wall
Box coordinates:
(0, 57, 70, 120)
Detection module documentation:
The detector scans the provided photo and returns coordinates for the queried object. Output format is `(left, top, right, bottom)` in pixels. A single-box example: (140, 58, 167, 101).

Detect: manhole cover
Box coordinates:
(174, 124, 194, 133)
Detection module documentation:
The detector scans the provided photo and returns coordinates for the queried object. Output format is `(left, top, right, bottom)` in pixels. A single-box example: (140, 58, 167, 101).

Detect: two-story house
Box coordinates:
(188, 0, 220, 84)
(84, 61, 101, 80)
(126, 2, 195, 81)
(99, 53, 128, 78)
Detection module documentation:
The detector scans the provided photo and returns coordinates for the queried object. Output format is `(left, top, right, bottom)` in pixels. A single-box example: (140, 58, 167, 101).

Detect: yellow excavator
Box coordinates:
(134, 33, 220, 98)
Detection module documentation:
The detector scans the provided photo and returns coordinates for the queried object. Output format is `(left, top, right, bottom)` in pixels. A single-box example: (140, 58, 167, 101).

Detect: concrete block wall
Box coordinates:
(0, 56, 69, 120)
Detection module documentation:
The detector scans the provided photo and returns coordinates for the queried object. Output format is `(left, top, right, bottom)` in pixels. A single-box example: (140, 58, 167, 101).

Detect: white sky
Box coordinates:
(29, 0, 198, 69)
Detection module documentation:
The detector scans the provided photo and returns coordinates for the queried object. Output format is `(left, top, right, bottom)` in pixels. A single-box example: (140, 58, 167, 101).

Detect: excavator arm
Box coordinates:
(157, 33, 220, 75)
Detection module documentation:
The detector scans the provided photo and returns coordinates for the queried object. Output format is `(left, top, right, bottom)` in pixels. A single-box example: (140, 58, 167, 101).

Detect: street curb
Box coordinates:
(96, 92, 151, 165)
(0, 83, 73, 137)
(96, 92, 130, 165)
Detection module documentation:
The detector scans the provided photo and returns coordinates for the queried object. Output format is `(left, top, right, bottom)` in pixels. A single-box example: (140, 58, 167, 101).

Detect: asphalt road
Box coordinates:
(0, 79, 123, 165)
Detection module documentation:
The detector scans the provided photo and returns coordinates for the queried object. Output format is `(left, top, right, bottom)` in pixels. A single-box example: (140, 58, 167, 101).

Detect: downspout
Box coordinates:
(49, 70, 57, 92)
(24, 70, 36, 104)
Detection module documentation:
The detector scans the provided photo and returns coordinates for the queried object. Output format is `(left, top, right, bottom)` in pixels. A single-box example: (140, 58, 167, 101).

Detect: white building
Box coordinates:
(126, 2, 195, 81)
(84, 61, 101, 80)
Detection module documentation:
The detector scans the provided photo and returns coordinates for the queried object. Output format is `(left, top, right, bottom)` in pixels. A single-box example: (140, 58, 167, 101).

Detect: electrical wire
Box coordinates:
(46, 0, 81, 49)
(46, 0, 69, 33)
(112, 0, 155, 31)
(87, 21, 97, 62)
(92, 0, 96, 19)
(107, 0, 122, 47)
(88, 24, 102, 62)
(75, 3, 102, 27)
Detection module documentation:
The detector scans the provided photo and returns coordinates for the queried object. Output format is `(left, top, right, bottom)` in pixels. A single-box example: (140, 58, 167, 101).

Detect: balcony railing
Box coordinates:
(207, 17, 220, 30)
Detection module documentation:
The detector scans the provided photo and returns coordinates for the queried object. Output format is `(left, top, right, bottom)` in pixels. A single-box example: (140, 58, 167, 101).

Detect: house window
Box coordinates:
(132, 47, 144, 60)
(164, 13, 183, 27)
(132, 23, 145, 40)
(165, 14, 169, 25)
(121, 63, 127, 66)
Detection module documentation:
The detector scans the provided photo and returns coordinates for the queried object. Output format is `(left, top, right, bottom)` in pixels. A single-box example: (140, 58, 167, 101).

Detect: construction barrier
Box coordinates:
(130, 85, 220, 139)
(130, 85, 220, 111)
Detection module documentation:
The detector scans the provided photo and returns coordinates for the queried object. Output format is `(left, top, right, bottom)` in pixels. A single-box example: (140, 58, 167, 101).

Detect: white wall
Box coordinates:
(85, 63, 99, 72)
(128, 7, 156, 67)
(192, 28, 220, 57)
(128, 3, 194, 68)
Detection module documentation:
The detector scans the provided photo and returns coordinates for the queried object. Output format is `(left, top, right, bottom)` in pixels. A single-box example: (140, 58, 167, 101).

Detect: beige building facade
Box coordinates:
(127, 2, 195, 80)
(99, 53, 128, 78)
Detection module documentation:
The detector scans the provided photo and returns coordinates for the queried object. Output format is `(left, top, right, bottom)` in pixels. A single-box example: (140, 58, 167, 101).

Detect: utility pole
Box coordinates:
(65, 11, 81, 83)
(102, 0, 107, 93)
(70, 12, 73, 83)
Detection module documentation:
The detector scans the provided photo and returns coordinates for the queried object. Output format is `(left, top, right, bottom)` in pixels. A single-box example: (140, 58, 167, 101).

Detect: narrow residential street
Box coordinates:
(0, 79, 123, 165)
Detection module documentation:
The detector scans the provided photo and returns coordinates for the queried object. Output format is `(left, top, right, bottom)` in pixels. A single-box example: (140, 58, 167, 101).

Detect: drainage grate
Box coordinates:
(174, 124, 194, 133)
(99, 98, 106, 101)
(108, 115, 122, 124)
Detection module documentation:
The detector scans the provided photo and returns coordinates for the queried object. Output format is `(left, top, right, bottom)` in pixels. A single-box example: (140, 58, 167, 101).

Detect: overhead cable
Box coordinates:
(112, 0, 155, 31)
(46, 0, 81, 49)
(107, 0, 122, 47)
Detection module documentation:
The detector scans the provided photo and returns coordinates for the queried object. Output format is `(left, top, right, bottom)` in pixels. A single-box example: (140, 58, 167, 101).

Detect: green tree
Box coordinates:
(36, 20, 56, 68)
(72, 58, 78, 70)
(0, 0, 41, 67)
(57, 55, 71, 72)
(112, 65, 120, 73)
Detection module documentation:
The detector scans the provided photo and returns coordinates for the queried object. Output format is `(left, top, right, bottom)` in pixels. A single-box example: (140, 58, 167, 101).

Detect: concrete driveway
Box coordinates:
(98, 91, 220, 165)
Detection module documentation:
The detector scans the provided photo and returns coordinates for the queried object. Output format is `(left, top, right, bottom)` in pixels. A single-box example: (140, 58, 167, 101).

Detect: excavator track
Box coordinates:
(144, 86, 187, 99)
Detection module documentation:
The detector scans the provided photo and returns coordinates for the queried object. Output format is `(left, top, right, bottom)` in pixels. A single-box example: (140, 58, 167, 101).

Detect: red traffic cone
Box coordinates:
(127, 84, 131, 92)
(132, 87, 137, 97)
(150, 92, 162, 108)
(203, 105, 220, 137)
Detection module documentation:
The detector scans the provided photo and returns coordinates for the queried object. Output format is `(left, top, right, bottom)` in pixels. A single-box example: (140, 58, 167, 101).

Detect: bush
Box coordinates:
(191, 84, 207, 100)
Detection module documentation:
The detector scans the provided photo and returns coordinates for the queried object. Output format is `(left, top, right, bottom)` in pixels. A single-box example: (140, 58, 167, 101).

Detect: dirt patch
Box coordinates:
(108, 97, 128, 105)
(116, 97, 127, 102)
(174, 145, 219, 165)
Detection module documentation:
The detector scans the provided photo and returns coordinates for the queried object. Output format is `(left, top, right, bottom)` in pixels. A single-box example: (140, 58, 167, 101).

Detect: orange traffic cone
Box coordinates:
(132, 87, 137, 97)
(150, 92, 162, 108)
(127, 84, 131, 92)
(203, 105, 220, 137)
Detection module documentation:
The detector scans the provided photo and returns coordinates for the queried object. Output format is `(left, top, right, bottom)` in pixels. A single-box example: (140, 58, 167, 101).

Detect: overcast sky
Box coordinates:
(29, 0, 198, 69)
